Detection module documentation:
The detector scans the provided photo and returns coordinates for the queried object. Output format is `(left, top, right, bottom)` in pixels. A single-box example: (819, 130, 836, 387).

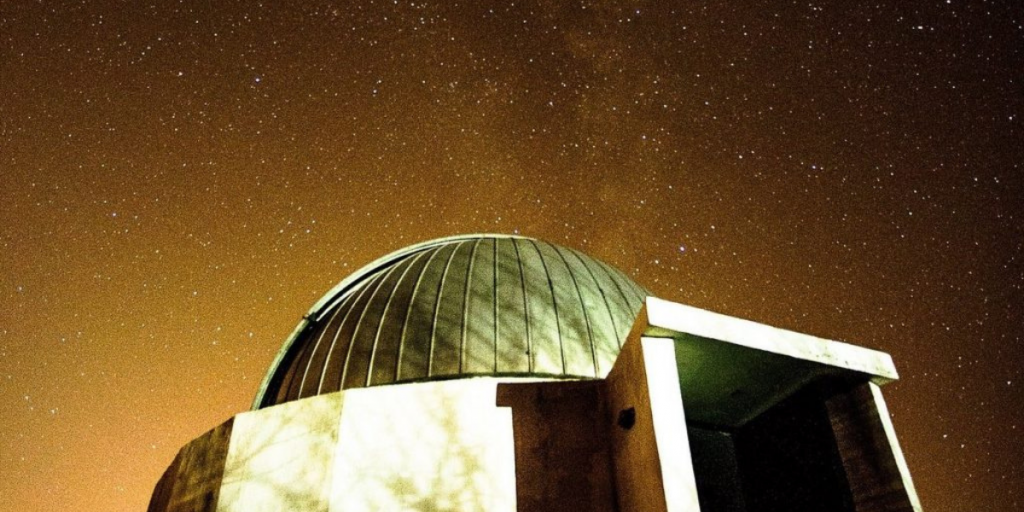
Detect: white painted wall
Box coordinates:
(216, 379, 517, 512)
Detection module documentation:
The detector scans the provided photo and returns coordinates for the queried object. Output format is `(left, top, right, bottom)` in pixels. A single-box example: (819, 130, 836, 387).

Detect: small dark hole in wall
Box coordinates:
(617, 407, 636, 430)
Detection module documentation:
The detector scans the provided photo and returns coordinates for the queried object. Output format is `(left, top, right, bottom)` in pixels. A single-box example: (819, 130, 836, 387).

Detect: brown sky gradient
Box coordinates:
(1, 1, 1022, 510)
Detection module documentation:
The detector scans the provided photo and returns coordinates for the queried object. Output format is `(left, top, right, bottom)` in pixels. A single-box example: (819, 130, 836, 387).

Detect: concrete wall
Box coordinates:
(604, 332, 701, 512)
(218, 393, 343, 511)
(826, 382, 922, 512)
(328, 380, 515, 511)
(152, 332, 704, 512)
(151, 335, 700, 512)
(148, 419, 233, 512)
(151, 379, 519, 512)
(496, 380, 616, 511)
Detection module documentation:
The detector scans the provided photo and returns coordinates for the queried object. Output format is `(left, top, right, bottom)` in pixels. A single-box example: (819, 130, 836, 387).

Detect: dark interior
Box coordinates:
(687, 386, 856, 512)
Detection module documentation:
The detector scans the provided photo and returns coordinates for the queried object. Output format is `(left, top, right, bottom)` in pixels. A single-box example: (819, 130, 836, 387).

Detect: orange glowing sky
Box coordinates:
(2, 1, 1021, 510)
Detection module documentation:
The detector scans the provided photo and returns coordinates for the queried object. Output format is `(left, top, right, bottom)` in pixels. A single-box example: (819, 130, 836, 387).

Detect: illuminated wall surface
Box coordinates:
(150, 236, 922, 511)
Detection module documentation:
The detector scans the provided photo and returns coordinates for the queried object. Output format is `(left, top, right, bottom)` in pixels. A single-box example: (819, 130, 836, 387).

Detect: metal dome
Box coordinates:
(253, 234, 648, 409)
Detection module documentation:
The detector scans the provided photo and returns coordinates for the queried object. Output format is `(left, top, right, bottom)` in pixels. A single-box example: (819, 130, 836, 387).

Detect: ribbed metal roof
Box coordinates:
(254, 234, 647, 409)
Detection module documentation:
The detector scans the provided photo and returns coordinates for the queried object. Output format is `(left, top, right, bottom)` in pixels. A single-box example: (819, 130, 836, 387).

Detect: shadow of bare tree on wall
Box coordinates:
(331, 381, 512, 511)
(214, 393, 342, 512)
(375, 397, 487, 512)
(152, 381, 514, 511)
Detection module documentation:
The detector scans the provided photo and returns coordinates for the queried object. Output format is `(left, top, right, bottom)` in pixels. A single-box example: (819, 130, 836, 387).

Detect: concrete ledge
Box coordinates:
(644, 296, 899, 382)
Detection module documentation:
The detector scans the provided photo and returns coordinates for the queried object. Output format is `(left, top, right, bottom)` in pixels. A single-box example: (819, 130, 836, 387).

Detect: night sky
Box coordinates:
(2, 1, 1021, 510)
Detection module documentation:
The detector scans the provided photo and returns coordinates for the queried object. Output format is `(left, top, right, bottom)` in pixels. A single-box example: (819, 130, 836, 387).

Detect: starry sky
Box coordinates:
(1, 1, 1021, 510)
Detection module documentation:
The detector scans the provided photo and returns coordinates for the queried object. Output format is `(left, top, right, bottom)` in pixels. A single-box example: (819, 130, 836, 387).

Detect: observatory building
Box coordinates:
(149, 234, 922, 512)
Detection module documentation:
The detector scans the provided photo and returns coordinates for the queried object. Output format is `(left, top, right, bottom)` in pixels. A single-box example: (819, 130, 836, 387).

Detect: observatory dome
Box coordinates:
(254, 234, 647, 409)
